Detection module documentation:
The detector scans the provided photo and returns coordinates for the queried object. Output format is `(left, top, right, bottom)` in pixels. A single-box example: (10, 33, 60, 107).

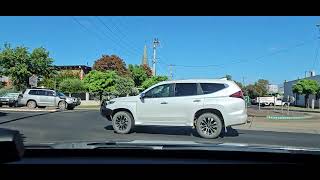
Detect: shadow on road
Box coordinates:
(105, 125, 240, 137)
(0, 111, 57, 125)
(221, 127, 240, 137)
(0, 112, 7, 117)
(105, 125, 194, 136)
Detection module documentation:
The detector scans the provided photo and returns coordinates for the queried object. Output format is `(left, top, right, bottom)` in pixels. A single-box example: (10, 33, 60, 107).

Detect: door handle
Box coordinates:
(193, 100, 201, 102)
(160, 102, 168, 104)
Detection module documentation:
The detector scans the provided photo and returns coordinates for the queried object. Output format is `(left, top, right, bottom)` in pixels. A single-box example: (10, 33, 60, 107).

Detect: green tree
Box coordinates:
(225, 74, 232, 80)
(38, 77, 56, 89)
(246, 84, 259, 99)
(141, 64, 152, 77)
(93, 55, 128, 76)
(128, 64, 148, 87)
(83, 70, 118, 101)
(292, 79, 319, 107)
(0, 44, 55, 90)
(114, 76, 135, 97)
(141, 76, 168, 90)
(255, 79, 269, 96)
(58, 78, 85, 94)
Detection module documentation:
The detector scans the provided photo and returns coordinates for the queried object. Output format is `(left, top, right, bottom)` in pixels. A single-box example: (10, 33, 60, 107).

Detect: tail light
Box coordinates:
(230, 91, 244, 99)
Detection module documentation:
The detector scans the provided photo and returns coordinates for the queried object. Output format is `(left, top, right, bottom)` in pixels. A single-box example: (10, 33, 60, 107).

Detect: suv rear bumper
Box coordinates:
(228, 114, 248, 126)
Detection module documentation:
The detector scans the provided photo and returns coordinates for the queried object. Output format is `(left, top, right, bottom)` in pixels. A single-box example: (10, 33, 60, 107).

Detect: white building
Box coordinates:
(267, 84, 279, 94)
(283, 71, 320, 107)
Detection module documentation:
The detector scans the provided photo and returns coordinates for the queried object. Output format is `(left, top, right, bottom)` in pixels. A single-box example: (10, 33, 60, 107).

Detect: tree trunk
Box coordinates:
(305, 94, 309, 108)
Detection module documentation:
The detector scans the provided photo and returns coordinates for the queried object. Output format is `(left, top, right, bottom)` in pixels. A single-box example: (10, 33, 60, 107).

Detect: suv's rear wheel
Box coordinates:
(27, 100, 36, 109)
(112, 111, 134, 134)
(58, 101, 66, 111)
(196, 113, 222, 139)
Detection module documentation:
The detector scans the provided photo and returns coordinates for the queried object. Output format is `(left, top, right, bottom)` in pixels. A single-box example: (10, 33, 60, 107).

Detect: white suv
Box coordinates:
(100, 79, 247, 138)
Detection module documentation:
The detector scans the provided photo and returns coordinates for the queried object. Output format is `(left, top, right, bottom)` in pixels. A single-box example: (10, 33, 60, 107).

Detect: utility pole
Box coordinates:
(168, 64, 173, 80)
(152, 38, 160, 76)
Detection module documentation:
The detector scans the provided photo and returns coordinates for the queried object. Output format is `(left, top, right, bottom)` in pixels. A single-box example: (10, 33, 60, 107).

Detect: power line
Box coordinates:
(162, 39, 316, 69)
(72, 16, 125, 56)
(71, 16, 105, 42)
(95, 16, 141, 56)
(108, 17, 142, 53)
(71, 16, 118, 55)
(87, 17, 137, 58)
(312, 41, 320, 68)
(312, 24, 320, 69)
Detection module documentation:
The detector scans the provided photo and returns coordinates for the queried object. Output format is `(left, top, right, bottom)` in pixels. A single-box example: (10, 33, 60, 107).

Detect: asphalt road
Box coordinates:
(1, 109, 320, 148)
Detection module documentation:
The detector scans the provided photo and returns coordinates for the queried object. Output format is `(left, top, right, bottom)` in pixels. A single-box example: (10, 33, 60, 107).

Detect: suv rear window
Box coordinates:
(28, 90, 37, 95)
(200, 83, 226, 94)
(175, 83, 198, 96)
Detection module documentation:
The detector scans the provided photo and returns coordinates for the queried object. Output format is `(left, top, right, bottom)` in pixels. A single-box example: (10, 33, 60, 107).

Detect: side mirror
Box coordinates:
(140, 93, 146, 99)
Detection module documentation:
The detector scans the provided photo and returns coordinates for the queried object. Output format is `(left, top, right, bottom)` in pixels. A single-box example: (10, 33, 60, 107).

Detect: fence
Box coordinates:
(62, 92, 120, 101)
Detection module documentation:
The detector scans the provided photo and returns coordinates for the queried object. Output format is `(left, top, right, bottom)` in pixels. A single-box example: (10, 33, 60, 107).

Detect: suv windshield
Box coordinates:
(1, 16, 320, 154)
(57, 92, 65, 97)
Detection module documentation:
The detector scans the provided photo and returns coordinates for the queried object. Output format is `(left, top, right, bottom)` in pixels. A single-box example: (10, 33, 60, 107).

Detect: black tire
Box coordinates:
(27, 100, 37, 109)
(270, 103, 274, 106)
(196, 113, 223, 139)
(58, 101, 66, 111)
(0, 104, 2, 107)
(14, 101, 18, 107)
(112, 111, 134, 134)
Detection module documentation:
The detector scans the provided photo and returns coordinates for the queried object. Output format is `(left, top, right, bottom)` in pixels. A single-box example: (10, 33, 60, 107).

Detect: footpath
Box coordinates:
(235, 107, 320, 134)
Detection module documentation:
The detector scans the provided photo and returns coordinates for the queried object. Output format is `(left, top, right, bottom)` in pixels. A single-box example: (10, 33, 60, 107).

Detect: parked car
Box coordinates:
(100, 79, 247, 139)
(254, 96, 289, 106)
(18, 88, 80, 110)
(0, 93, 20, 107)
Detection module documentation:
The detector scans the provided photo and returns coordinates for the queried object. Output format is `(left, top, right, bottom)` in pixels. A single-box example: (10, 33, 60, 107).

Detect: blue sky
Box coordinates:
(0, 16, 319, 85)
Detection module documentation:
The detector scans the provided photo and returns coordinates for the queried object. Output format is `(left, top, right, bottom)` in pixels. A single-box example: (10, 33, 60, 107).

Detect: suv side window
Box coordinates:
(175, 83, 198, 97)
(200, 83, 226, 94)
(46, 91, 55, 96)
(28, 90, 37, 95)
(145, 84, 174, 98)
(37, 90, 46, 96)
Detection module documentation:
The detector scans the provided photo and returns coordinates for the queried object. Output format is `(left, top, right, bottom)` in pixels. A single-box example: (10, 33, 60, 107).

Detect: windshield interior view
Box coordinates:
(1, 16, 320, 165)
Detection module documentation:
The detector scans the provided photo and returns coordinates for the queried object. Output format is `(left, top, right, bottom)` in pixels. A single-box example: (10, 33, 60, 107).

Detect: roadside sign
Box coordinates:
(244, 96, 250, 106)
(29, 74, 38, 87)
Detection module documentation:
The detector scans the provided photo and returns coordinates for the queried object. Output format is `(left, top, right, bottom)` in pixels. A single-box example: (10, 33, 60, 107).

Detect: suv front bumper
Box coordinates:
(100, 105, 112, 121)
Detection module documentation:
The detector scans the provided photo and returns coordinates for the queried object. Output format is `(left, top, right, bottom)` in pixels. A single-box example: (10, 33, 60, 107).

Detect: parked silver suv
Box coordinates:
(18, 88, 80, 110)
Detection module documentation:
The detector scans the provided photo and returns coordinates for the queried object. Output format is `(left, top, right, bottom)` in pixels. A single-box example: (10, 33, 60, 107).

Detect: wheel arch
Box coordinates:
(26, 99, 37, 106)
(194, 108, 225, 128)
(112, 108, 135, 121)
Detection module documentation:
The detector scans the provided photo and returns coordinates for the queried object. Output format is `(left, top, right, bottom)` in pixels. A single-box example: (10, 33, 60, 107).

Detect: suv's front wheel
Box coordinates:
(112, 111, 134, 134)
(196, 113, 223, 139)
(58, 101, 66, 111)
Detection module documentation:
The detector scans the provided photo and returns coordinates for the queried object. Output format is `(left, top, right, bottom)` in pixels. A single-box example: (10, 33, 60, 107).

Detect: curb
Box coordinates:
(264, 107, 320, 114)
(0, 108, 58, 112)
(235, 127, 320, 135)
(75, 108, 99, 110)
(266, 115, 313, 120)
